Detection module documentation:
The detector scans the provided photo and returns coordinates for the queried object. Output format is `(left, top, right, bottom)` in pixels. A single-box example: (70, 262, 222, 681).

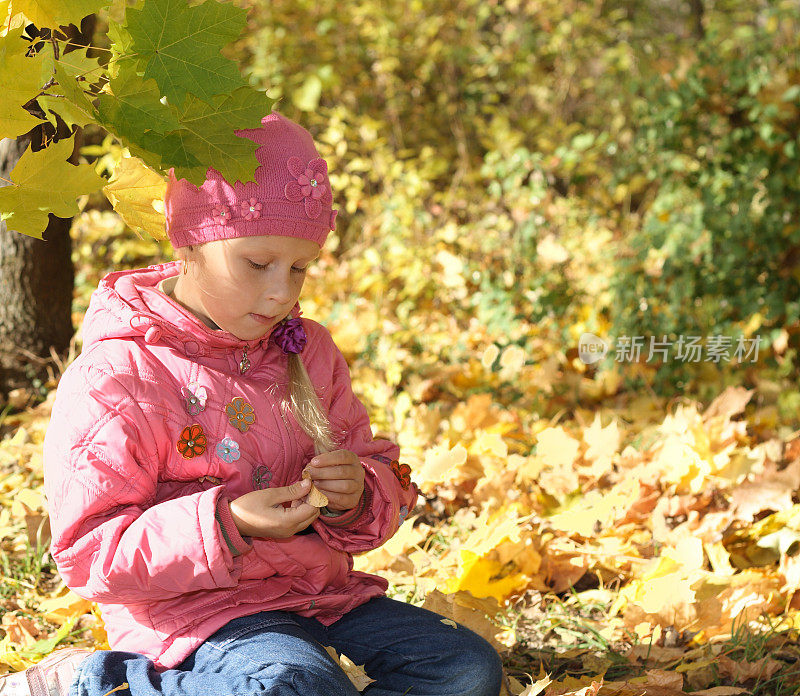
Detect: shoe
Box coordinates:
(0, 648, 92, 696)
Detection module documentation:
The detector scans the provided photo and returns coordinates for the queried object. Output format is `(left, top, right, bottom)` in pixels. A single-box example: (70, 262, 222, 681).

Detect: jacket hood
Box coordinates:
(81, 261, 292, 363)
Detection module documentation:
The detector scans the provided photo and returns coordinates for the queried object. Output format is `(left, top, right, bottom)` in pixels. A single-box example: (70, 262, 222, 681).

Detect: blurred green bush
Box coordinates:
(610, 1, 800, 393)
(234, 0, 799, 399)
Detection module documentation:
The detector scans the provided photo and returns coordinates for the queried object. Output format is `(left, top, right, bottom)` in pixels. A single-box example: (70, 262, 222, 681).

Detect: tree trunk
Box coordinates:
(0, 16, 95, 403)
(688, 0, 705, 40)
(0, 147, 75, 398)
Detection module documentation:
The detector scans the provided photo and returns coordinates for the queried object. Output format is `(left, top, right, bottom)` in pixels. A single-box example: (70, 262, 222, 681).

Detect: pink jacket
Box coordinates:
(42, 261, 418, 671)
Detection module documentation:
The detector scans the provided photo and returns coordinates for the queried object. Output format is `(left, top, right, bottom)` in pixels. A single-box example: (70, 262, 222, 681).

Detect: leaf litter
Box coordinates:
(2, 323, 800, 692)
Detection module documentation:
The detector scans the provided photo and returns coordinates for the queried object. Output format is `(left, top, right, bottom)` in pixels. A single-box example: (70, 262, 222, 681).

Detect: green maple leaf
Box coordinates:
(38, 93, 94, 128)
(97, 62, 181, 160)
(96, 62, 201, 173)
(161, 87, 273, 186)
(34, 42, 102, 128)
(38, 56, 100, 129)
(0, 33, 45, 138)
(0, 137, 105, 239)
(11, 0, 110, 28)
(124, 0, 248, 108)
(106, 19, 132, 79)
(52, 45, 104, 85)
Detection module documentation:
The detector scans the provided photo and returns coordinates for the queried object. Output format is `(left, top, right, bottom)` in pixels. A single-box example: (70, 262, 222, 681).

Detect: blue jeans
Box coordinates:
(70, 596, 504, 696)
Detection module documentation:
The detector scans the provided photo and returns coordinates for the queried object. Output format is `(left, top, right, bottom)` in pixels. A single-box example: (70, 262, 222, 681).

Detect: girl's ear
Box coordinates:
(175, 245, 195, 262)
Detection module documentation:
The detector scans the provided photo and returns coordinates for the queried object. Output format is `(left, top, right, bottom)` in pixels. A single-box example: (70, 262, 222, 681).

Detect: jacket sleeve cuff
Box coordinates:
(318, 484, 372, 528)
(214, 497, 252, 557)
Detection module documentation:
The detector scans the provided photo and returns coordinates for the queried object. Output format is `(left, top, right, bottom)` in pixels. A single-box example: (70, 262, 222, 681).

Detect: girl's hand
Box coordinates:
(303, 450, 365, 512)
(229, 479, 320, 539)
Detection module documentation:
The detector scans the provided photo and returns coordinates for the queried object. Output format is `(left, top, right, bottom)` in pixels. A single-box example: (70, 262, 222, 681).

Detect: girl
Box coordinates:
(0, 111, 504, 696)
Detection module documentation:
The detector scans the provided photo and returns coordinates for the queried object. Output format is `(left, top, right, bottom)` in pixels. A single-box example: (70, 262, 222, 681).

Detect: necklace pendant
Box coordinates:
(239, 347, 250, 374)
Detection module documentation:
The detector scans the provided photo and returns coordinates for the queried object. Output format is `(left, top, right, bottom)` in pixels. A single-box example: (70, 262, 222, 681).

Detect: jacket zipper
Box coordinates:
(239, 345, 250, 374)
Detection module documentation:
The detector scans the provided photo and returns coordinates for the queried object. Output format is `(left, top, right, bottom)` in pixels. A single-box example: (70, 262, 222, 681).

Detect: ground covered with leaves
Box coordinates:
(1, 222, 800, 696)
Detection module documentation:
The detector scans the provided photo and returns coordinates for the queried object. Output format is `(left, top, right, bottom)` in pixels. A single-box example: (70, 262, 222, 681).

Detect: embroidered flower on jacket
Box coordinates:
(212, 204, 232, 225)
(284, 156, 330, 220)
(226, 397, 256, 433)
(216, 437, 241, 463)
(241, 198, 262, 221)
(390, 460, 412, 490)
(271, 316, 307, 354)
(252, 465, 272, 490)
(177, 424, 207, 459)
(399, 505, 409, 525)
(181, 382, 207, 416)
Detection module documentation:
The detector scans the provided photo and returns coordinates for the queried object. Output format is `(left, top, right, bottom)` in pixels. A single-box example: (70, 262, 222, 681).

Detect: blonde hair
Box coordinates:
(284, 352, 341, 456)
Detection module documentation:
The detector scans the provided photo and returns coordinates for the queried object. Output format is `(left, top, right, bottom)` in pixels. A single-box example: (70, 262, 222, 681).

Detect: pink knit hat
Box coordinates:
(165, 112, 338, 249)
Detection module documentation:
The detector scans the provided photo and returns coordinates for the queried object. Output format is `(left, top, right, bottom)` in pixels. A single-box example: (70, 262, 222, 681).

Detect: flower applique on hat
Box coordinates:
(212, 205, 232, 225)
(284, 157, 330, 220)
(241, 198, 262, 220)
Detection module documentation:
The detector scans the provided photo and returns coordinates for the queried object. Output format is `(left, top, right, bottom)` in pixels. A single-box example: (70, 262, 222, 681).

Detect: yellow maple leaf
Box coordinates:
(514, 668, 552, 696)
(582, 413, 620, 464)
(536, 426, 580, 469)
(103, 155, 167, 240)
(421, 589, 508, 652)
(418, 440, 468, 488)
(322, 646, 375, 691)
(498, 344, 526, 380)
(546, 479, 640, 536)
(445, 548, 529, 602)
(481, 344, 500, 369)
(36, 590, 93, 626)
(654, 435, 710, 494)
(470, 430, 509, 458)
(611, 556, 696, 620)
(353, 514, 429, 574)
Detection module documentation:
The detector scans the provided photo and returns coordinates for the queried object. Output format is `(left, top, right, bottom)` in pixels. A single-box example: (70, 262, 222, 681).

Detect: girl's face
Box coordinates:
(173, 235, 321, 341)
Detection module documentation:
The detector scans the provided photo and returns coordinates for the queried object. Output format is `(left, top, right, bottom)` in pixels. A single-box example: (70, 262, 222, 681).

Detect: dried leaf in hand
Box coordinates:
(302, 469, 329, 507)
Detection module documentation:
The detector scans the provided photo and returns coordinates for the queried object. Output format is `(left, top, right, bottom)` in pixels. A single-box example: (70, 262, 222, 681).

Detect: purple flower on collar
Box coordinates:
(272, 317, 307, 354)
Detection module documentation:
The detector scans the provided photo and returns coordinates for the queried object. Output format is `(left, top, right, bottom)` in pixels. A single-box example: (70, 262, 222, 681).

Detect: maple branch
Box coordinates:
(60, 40, 113, 53)
(58, 61, 106, 82)
(33, 78, 57, 100)
(0, 175, 18, 186)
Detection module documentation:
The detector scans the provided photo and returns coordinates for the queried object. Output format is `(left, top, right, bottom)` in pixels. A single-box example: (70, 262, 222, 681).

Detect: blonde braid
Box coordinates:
(282, 352, 340, 456)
